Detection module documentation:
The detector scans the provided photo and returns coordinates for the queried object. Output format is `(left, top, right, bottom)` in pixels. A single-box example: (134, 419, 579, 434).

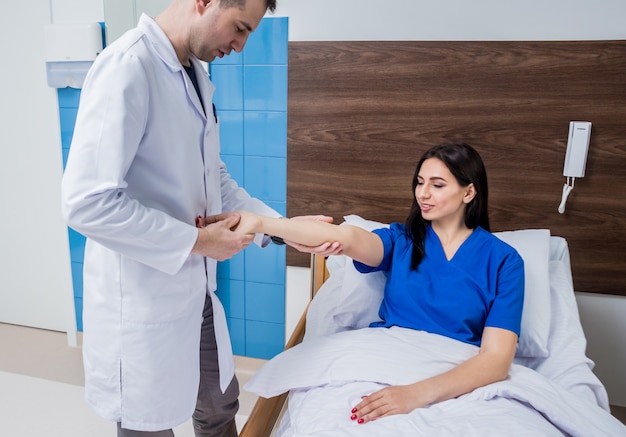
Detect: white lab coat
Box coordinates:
(61, 15, 279, 431)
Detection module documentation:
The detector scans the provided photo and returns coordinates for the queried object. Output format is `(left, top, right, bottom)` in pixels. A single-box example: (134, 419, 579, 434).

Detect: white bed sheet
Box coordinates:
(272, 330, 622, 436)
(245, 237, 625, 436)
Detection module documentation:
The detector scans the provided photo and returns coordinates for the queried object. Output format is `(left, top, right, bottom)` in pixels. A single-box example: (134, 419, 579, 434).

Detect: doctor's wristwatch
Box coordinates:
(267, 235, 285, 245)
(265, 216, 285, 245)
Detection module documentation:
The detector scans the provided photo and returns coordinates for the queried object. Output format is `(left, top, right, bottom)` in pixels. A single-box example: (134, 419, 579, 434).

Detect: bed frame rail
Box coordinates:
(239, 255, 328, 437)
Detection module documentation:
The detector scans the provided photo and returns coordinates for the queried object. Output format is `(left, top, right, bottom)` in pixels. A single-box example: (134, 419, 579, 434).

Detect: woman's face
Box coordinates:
(415, 158, 475, 226)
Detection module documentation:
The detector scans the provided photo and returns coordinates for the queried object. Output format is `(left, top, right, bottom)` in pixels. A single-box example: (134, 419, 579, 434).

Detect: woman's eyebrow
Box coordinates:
(418, 175, 447, 182)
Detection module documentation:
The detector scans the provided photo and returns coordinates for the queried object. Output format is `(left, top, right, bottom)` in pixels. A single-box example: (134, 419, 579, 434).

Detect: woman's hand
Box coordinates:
(350, 384, 426, 424)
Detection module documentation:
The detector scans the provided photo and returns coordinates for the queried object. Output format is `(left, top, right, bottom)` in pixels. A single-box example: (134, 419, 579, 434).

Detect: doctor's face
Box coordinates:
(190, 0, 266, 62)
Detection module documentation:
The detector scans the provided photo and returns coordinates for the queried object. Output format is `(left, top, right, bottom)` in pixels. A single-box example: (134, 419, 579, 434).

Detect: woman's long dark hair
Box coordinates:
(405, 142, 490, 270)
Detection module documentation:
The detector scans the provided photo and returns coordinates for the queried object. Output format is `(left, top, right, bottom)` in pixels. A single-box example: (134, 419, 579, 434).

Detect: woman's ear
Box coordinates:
(463, 184, 477, 204)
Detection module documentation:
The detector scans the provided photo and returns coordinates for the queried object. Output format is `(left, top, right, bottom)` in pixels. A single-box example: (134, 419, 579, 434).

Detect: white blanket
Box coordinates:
(245, 327, 625, 437)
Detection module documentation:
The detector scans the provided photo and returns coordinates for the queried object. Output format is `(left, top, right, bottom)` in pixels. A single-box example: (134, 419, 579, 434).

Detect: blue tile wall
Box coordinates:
(244, 156, 286, 201)
(245, 281, 285, 324)
(246, 320, 285, 359)
(217, 111, 244, 155)
(244, 243, 287, 285)
(216, 251, 245, 282)
(244, 111, 287, 158)
(265, 200, 287, 217)
(226, 317, 246, 356)
(220, 154, 244, 187)
(215, 279, 245, 319)
(211, 17, 289, 359)
(58, 86, 84, 330)
(58, 89, 81, 168)
(243, 66, 288, 111)
(211, 66, 244, 110)
(243, 17, 288, 65)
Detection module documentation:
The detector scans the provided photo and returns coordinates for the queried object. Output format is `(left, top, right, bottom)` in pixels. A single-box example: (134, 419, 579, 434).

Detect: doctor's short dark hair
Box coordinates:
(219, 0, 277, 13)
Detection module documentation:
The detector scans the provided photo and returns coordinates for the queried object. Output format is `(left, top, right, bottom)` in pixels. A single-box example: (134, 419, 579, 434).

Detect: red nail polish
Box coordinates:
(351, 407, 357, 413)
(357, 418, 364, 424)
(350, 414, 356, 420)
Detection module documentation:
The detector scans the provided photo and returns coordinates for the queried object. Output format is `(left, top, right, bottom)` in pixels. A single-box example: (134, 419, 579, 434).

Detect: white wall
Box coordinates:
(50, 0, 104, 23)
(276, 0, 626, 408)
(0, 1, 104, 342)
(576, 293, 626, 406)
(274, 0, 626, 41)
(0, 0, 102, 340)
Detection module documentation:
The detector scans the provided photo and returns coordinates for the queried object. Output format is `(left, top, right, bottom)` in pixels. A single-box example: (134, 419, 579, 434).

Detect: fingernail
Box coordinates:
(357, 418, 364, 424)
(350, 414, 356, 420)
(361, 395, 368, 399)
(351, 408, 357, 413)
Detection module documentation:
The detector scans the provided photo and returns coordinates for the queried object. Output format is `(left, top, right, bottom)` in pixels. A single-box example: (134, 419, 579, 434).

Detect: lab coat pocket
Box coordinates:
(120, 315, 202, 430)
(120, 256, 204, 324)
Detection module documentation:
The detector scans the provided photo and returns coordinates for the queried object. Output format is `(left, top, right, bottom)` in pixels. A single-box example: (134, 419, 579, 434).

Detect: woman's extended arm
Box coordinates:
(235, 211, 385, 267)
(350, 327, 518, 423)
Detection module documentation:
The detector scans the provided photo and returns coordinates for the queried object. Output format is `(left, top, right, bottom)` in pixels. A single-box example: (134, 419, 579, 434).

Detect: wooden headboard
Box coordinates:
(286, 40, 626, 296)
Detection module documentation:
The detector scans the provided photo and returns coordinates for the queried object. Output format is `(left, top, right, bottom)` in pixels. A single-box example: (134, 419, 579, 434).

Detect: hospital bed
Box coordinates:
(239, 215, 626, 437)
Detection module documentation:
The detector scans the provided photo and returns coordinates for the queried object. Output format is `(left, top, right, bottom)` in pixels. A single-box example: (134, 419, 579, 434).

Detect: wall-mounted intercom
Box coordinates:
(558, 121, 592, 214)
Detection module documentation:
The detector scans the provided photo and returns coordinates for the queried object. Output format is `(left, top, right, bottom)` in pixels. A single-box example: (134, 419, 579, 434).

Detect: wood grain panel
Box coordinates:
(286, 41, 626, 296)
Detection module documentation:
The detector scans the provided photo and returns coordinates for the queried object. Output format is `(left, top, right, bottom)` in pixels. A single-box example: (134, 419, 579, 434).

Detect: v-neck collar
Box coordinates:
(428, 225, 476, 262)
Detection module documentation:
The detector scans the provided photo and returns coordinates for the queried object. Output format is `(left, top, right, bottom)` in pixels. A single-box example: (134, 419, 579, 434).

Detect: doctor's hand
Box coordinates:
(285, 215, 343, 257)
(195, 212, 239, 229)
(191, 212, 254, 261)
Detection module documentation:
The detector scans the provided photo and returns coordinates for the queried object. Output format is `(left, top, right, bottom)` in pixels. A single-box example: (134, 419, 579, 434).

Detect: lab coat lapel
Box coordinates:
(191, 58, 216, 120)
(182, 62, 208, 120)
(139, 14, 207, 119)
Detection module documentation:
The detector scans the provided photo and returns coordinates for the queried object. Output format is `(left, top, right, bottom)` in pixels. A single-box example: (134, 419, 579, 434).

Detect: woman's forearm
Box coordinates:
(236, 211, 342, 246)
(415, 327, 517, 406)
(415, 345, 512, 406)
(264, 217, 343, 247)
(236, 211, 384, 266)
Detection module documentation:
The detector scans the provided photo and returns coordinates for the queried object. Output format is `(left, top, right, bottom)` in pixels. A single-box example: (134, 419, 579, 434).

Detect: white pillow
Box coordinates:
(494, 229, 551, 358)
(303, 263, 345, 340)
(332, 215, 388, 328)
(306, 215, 552, 358)
(303, 216, 386, 340)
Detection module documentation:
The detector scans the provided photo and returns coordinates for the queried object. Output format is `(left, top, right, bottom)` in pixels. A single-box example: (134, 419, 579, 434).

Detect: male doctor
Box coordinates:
(61, 0, 339, 436)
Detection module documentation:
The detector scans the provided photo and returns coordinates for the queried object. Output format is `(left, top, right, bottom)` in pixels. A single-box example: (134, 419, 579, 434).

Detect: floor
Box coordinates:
(0, 323, 265, 437)
(1, 322, 625, 436)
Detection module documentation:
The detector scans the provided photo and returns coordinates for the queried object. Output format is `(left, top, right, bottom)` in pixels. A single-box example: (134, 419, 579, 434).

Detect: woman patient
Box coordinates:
(235, 142, 524, 425)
